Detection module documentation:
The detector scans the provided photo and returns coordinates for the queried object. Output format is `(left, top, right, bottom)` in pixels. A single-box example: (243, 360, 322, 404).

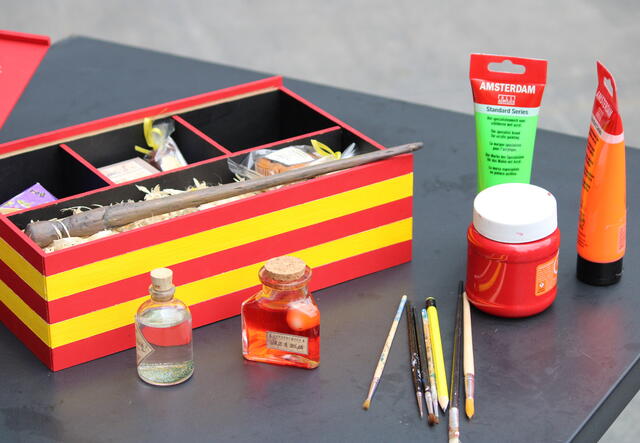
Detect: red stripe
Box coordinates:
(0, 217, 45, 272)
(0, 259, 48, 320)
(172, 116, 232, 155)
(60, 143, 115, 185)
(47, 198, 412, 323)
(49, 240, 411, 371)
(45, 153, 413, 274)
(0, 77, 283, 156)
(279, 87, 387, 151)
(0, 300, 52, 369)
(51, 324, 133, 371)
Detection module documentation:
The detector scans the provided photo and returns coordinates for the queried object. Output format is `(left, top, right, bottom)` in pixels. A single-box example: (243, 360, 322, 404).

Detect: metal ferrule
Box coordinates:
(465, 374, 475, 400)
(448, 406, 460, 442)
(424, 391, 434, 415)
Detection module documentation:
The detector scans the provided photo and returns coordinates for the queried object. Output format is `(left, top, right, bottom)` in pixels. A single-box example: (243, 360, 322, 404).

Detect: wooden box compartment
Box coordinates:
(176, 89, 336, 152)
(0, 77, 414, 371)
(0, 144, 110, 204)
(66, 118, 227, 168)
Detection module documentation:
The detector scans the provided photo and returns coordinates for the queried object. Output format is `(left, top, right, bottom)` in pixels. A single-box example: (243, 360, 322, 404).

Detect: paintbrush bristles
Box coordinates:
(466, 398, 475, 419)
(362, 399, 371, 410)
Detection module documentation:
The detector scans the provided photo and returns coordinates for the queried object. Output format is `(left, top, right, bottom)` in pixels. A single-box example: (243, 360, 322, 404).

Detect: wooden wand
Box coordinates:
(25, 142, 422, 248)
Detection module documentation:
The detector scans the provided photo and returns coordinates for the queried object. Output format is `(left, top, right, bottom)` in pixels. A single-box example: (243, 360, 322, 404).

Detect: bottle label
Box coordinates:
(136, 324, 154, 365)
(535, 253, 559, 296)
(266, 331, 309, 355)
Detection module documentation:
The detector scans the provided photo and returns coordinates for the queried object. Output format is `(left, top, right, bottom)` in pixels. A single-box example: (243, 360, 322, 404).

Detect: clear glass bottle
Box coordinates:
(241, 256, 320, 369)
(135, 268, 194, 386)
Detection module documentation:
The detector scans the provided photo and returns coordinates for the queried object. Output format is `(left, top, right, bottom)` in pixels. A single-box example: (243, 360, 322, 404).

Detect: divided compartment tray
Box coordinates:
(8, 127, 378, 231)
(1, 82, 359, 217)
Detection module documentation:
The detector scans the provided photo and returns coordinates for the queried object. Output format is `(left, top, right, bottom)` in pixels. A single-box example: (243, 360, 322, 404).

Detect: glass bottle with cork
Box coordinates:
(135, 268, 194, 385)
(241, 256, 320, 369)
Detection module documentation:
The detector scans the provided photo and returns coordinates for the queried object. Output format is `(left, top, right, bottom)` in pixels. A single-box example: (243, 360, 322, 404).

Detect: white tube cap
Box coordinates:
(473, 183, 557, 244)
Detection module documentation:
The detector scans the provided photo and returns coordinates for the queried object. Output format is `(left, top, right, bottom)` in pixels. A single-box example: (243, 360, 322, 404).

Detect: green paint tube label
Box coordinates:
(474, 104, 539, 191)
(470, 54, 548, 192)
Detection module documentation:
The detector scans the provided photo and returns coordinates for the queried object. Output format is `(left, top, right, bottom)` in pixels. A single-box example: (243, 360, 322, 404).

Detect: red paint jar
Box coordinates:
(465, 183, 560, 317)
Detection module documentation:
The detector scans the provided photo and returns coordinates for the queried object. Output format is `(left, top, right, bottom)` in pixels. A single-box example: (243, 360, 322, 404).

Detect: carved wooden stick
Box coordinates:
(25, 142, 422, 248)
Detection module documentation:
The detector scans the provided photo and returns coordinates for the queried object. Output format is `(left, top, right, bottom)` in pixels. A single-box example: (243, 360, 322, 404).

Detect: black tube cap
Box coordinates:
(576, 255, 623, 286)
(425, 297, 437, 308)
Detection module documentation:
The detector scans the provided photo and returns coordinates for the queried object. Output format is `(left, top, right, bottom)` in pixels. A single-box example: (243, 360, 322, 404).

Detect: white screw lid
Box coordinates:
(473, 183, 557, 244)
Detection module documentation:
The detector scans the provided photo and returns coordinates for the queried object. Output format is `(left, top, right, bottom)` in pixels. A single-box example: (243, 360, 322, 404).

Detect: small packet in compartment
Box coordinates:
(229, 139, 356, 180)
(135, 118, 187, 172)
(1, 182, 57, 214)
(98, 157, 160, 184)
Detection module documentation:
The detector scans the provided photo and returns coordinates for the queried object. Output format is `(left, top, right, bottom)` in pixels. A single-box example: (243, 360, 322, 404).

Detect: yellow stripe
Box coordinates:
(42, 173, 412, 301)
(0, 238, 46, 296)
(0, 279, 50, 345)
(33, 218, 410, 348)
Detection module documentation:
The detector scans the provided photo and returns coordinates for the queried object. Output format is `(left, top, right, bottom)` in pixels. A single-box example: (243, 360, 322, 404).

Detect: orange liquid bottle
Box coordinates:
(241, 256, 320, 369)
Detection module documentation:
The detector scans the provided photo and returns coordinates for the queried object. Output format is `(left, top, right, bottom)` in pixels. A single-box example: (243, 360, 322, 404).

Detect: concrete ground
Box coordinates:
(1, 1, 639, 441)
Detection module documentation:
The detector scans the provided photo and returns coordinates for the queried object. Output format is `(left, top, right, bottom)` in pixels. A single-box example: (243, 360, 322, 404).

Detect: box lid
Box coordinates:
(0, 30, 50, 130)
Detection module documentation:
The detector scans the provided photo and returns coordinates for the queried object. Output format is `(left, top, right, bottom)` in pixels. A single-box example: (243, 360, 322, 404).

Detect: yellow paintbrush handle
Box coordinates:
(426, 298, 448, 412)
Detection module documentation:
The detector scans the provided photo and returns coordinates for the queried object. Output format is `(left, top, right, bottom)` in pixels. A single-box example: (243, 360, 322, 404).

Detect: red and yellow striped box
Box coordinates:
(0, 76, 413, 371)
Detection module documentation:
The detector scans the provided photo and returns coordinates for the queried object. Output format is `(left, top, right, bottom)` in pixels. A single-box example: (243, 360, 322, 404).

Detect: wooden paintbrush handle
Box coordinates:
(463, 292, 475, 375)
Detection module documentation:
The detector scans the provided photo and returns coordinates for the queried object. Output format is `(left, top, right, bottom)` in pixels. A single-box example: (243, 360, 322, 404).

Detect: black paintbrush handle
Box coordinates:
(407, 302, 422, 400)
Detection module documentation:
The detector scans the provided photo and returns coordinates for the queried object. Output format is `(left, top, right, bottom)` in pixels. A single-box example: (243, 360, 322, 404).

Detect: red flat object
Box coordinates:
(0, 30, 50, 130)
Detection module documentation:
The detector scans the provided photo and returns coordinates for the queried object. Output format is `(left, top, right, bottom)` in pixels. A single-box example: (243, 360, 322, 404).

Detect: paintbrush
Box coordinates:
(463, 291, 475, 419)
(426, 297, 448, 412)
(421, 308, 439, 424)
(415, 308, 436, 425)
(406, 302, 424, 418)
(449, 281, 464, 443)
(363, 295, 407, 410)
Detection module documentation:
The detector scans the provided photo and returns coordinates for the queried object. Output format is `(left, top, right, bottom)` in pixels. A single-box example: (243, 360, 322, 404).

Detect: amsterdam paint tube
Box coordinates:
(576, 62, 626, 286)
(470, 54, 547, 191)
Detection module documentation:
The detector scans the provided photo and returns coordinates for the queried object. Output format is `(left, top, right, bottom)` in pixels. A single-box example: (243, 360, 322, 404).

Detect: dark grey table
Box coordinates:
(1, 37, 638, 443)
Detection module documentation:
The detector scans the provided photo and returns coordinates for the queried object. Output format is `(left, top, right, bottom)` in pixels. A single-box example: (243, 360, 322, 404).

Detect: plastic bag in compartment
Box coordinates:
(135, 118, 187, 171)
(229, 139, 356, 180)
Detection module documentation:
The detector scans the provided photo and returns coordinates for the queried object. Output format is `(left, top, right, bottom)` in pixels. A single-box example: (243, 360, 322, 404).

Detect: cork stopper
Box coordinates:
(150, 268, 175, 301)
(262, 256, 307, 282)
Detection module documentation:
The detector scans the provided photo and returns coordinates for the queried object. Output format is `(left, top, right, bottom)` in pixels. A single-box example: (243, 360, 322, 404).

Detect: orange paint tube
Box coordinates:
(576, 62, 626, 285)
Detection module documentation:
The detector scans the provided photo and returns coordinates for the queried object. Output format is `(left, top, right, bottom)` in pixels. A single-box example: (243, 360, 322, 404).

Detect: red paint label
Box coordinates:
(535, 252, 558, 296)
